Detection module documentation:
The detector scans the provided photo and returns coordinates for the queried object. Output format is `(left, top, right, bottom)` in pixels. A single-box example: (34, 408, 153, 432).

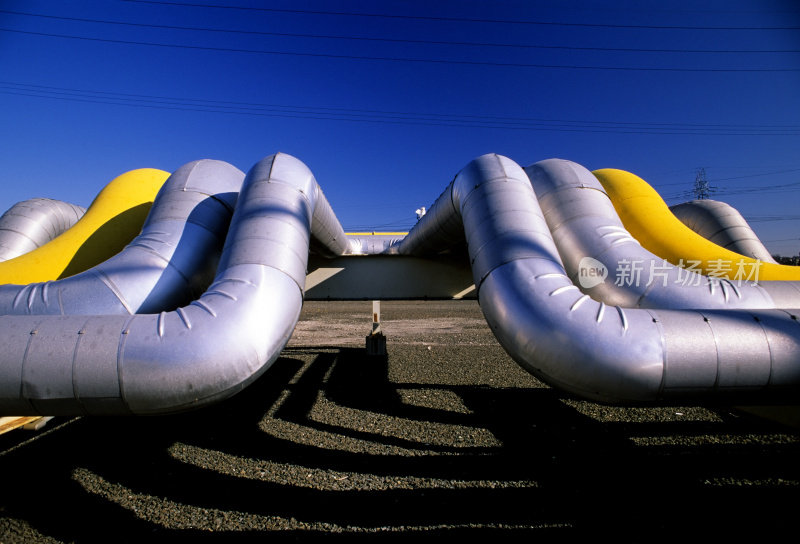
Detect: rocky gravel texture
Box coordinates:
(1, 300, 798, 542)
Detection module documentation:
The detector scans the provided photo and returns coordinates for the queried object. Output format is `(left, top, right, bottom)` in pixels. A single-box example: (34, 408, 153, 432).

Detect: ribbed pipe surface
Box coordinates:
(346, 235, 406, 255)
(400, 154, 800, 403)
(0, 160, 244, 315)
(0, 153, 348, 415)
(670, 199, 777, 263)
(523, 159, 798, 309)
(2, 152, 798, 411)
(0, 198, 85, 262)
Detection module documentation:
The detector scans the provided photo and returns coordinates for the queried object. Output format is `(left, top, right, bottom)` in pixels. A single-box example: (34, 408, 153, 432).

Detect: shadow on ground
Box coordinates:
(1, 345, 798, 543)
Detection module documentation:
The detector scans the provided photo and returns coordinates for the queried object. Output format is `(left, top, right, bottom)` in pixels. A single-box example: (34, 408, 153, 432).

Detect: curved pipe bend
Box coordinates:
(0, 160, 244, 316)
(0, 153, 349, 415)
(593, 168, 800, 282)
(401, 153, 800, 404)
(523, 159, 797, 310)
(0, 198, 86, 262)
(0, 169, 170, 285)
(669, 199, 777, 263)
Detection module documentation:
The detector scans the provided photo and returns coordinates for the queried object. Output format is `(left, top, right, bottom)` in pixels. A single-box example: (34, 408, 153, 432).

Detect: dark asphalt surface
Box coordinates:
(1, 300, 798, 542)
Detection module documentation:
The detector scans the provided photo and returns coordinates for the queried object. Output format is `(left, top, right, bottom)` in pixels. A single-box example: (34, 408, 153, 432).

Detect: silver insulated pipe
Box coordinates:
(0, 198, 86, 262)
(399, 154, 800, 404)
(522, 159, 800, 310)
(0, 153, 349, 415)
(669, 199, 778, 264)
(0, 159, 244, 316)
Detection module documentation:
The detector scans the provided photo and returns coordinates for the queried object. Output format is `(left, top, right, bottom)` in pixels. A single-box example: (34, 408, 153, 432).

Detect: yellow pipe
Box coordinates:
(593, 168, 800, 281)
(0, 168, 169, 285)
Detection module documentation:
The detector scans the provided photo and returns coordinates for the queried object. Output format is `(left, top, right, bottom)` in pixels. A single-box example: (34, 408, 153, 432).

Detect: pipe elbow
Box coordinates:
(119, 266, 302, 415)
(479, 260, 666, 403)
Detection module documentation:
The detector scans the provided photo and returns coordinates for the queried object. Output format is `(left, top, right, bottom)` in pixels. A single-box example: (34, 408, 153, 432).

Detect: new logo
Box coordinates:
(577, 257, 608, 288)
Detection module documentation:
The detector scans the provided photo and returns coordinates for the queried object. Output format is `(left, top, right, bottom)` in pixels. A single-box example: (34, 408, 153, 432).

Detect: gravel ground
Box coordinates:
(1, 300, 798, 543)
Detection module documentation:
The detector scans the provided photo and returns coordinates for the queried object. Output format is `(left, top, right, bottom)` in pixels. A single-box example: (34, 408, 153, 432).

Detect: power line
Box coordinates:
(707, 168, 800, 182)
(716, 182, 800, 195)
(658, 168, 800, 193)
(662, 180, 800, 202)
(747, 215, 800, 222)
(122, 0, 800, 31)
(3, 9, 798, 55)
(3, 27, 798, 73)
(4, 80, 798, 129)
(3, 80, 799, 136)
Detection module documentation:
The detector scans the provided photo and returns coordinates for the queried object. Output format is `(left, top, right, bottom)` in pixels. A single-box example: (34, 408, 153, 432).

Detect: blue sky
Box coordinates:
(1, 0, 799, 255)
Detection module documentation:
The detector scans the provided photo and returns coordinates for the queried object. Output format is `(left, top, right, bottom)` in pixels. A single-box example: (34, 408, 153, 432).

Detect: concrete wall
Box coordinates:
(304, 254, 476, 300)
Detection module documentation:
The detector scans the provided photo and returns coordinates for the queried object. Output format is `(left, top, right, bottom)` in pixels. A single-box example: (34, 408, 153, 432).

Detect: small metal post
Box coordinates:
(372, 300, 381, 335)
(365, 300, 386, 356)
